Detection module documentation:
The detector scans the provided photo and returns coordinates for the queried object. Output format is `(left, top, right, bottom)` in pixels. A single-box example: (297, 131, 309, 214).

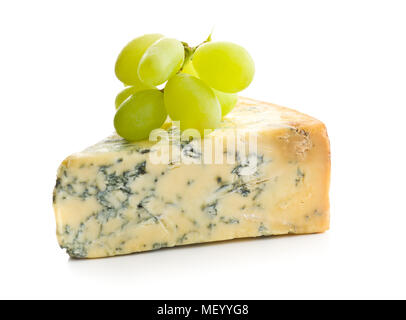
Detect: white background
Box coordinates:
(0, 0, 405, 299)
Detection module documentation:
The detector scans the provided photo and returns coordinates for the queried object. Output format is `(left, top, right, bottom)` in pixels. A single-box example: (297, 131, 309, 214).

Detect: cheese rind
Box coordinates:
(53, 97, 330, 258)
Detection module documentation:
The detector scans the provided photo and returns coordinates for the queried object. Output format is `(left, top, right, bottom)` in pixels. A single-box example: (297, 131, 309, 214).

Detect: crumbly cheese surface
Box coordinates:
(53, 97, 330, 258)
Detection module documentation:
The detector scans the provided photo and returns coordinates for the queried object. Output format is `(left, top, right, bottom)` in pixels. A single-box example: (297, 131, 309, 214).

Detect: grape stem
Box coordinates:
(180, 42, 195, 71)
(179, 31, 213, 72)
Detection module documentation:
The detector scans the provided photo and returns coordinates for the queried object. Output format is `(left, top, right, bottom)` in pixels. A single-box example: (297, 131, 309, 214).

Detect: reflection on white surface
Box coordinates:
(65, 234, 331, 299)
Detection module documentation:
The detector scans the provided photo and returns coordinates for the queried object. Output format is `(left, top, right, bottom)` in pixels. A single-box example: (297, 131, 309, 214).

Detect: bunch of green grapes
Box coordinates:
(113, 33, 255, 141)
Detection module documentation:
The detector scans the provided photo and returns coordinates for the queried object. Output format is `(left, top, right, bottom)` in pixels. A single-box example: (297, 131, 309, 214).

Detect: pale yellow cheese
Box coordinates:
(53, 97, 330, 258)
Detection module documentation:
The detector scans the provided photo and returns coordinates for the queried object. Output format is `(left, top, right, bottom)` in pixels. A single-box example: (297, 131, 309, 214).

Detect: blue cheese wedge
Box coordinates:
(53, 97, 330, 258)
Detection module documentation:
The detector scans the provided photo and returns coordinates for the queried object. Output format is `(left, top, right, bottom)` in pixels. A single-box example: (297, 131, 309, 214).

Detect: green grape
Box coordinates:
(114, 89, 167, 141)
(115, 34, 163, 85)
(164, 73, 221, 135)
(138, 38, 184, 86)
(192, 41, 255, 93)
(181, 61, 237, 117)
(181, 60, 199, 77)
(212, 89, 238, 117)
(115, 81, 155, 109)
